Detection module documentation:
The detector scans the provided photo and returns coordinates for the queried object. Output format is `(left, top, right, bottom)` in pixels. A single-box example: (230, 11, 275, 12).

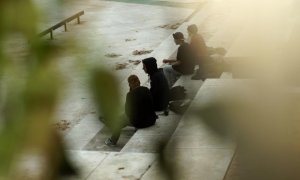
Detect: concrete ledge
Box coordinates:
(121, 114, 181, 153)
(220, 72, 233, 79)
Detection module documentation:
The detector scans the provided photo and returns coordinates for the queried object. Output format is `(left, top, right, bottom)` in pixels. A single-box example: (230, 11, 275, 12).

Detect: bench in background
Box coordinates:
(39, 10, 84, 40)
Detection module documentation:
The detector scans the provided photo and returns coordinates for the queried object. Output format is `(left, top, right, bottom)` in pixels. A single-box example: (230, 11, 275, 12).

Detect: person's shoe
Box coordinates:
(99, 116, 105, 123)
(105, 138, 117, 146)
(164, 109, 169, 116)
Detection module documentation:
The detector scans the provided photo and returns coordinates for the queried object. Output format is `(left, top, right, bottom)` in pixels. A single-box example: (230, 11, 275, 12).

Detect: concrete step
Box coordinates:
(121, 114, 181, 153)
(161, 79, 237, 179)
(64, 114, 103, 150)
(85, 151, 156, 180)
(220, 72, 232, 79)
(64, 150, 157, 180)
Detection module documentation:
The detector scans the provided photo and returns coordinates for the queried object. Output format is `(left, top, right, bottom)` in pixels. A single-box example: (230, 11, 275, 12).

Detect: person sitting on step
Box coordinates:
(142, 57, 170, 115)
(163, 32, 195, 87)
(104, 75, 158, 146)
(187, 24, 228, 80)
(186, 24, 209, 80)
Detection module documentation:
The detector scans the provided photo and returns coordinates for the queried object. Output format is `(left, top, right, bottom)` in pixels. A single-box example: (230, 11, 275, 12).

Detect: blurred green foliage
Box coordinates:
(0, 0, 121, 179)
(0, 1, 226, 179)
(90, 68, 122, 133)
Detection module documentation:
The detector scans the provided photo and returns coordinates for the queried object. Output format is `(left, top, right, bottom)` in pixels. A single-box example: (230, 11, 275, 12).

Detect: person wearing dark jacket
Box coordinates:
(187, 24, 209, 80)
(187, 24, 228, 80)
(104, 75, 157, 146)
(142, 57, 170, 112)
(163, 32, 195, 87)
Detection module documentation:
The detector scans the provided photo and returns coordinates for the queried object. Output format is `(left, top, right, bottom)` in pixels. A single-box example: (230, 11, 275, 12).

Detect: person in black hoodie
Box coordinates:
(104, 75, 157, 146)
(142, 57, 170, 113)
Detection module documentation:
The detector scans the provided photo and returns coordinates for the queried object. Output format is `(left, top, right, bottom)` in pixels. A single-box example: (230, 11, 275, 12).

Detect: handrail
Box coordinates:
(39, 10, 84, 40)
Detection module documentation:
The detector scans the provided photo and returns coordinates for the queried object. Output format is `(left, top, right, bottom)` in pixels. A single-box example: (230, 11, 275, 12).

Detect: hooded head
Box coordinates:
(142, 57, 158, 76)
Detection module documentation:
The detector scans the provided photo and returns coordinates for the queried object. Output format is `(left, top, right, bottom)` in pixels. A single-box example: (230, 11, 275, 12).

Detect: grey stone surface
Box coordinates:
(32, 0, 254, 179)
(64, 114, 103, 150)
(66, 151, 109, 179)
(121, 115, 181, 153)
(86, 152, 156, 180)
(84, 126, 136, 152)
(7, 0, 300, 179)
(168, 148, 234, 180)
(141, 161, 168, 180)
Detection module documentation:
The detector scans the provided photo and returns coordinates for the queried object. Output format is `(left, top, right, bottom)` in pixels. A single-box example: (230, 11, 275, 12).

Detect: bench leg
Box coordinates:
(50, 30, 53, 40)
(64, 23, 67, 32)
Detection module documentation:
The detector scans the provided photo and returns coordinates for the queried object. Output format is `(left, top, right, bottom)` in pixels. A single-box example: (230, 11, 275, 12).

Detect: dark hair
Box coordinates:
(172, 32, 184, 40)
(128, 75, 140, 87)
(187, 24, 198, 34)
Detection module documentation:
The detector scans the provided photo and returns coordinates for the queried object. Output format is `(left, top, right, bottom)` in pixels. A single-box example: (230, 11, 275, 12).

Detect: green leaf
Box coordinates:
(90, 68, 122, 132)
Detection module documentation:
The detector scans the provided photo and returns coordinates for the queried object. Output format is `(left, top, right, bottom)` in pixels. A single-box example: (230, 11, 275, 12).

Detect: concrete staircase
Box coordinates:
(61, 0, 270, 179)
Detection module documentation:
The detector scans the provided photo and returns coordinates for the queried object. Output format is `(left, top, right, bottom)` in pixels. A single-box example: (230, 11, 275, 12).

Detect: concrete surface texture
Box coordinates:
(38, 0, 196, 133)
(11, 0, 300, 179)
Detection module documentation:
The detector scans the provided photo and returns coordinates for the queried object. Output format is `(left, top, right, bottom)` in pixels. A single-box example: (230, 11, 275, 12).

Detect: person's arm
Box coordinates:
(125, 92, 131, 117)
(150, 77, 158, 97)
(163, 59, 177, 64)
(171, 61, 181, 66)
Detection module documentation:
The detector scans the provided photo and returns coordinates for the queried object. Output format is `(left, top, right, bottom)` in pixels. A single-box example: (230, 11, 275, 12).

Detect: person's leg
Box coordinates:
(191, 56, 209, 80)
(110, 115, 130, 142)
(105, 114, 131, 146)
(163, 65, 181, 87)
(100, 116, 121, 144)
(108, 130, 121, 145)
(191, 66, 205, 80)
(99, 116, 106, 124)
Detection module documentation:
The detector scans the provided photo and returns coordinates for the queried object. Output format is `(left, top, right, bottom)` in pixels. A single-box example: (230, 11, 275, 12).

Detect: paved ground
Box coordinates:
(49, 0, 235, 179)
(9, 0, 300, 179)
(36, 0, 234, 179)
(36, 0, 199, 134)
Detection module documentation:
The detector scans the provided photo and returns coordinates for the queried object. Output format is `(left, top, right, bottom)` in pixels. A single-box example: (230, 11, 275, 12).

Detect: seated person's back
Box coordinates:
(125, 84, 157, 128)
(142, 57, 170, 111)
(187, 24, 208, 64)
(104, 75, 157, 146)
(174, 41, 196, 75)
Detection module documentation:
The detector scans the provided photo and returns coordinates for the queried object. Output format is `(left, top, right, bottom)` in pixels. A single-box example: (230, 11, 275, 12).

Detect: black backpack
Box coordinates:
(169, 99, 191, 114)
(169, 86, 186, 101)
